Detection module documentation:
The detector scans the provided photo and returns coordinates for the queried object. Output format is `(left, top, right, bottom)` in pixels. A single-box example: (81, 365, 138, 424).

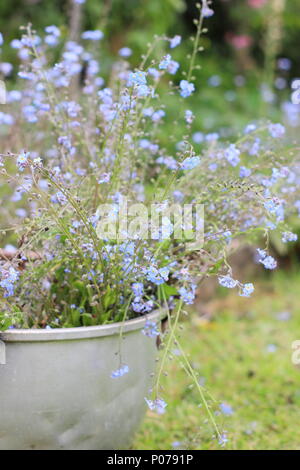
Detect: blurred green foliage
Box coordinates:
(1, 1, 300, 68)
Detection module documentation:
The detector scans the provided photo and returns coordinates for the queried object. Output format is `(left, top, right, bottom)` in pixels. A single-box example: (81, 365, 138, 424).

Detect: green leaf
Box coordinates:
(0, 310, 22, 331)
(81, 313, 93, 326)
(160, 283, 178, 299)
(208, 258, 224, 275)
(103, 286, 117, 310)
(71, 308, 81, 327)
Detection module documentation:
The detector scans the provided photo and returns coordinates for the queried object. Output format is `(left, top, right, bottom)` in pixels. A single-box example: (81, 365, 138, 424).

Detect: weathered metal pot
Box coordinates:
(0, 311, 161, 450)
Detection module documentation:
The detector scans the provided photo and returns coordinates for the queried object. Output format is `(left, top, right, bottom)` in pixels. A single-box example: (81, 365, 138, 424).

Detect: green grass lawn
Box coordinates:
(133, 271, 300, 450)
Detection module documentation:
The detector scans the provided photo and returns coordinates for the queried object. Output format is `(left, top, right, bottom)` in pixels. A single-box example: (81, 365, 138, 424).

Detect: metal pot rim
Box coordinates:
(0, 310, 164, 343)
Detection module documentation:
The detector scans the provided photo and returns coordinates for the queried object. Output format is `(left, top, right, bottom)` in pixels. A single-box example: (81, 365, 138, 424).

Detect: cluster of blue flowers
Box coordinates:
(145, 397, 167, 414)
(257, 249, 277, 270)
(81, 30, 103, 41)
(179, 80, 195, 98)
(142, 321, 160, 338)
(44, 25, 60, 46)
(218, 275, 254, 298)
(181, 156, 201, 170)
(268, 123, 285, 139)
(146, 266, 170, 285)
(178, 286, 196, 305)
(17, 151, 30, 172)
(0, 266, 19, 297)
(224, 144, 240, 167)
(282, 231, 298, 243)
(111, 364, 129, 379)
(127, 70, 150, 98)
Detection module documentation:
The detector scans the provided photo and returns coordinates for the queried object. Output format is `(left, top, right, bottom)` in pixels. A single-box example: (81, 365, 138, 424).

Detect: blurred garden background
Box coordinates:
(1, 0, 300, 450)
(1, 0, 300, 132)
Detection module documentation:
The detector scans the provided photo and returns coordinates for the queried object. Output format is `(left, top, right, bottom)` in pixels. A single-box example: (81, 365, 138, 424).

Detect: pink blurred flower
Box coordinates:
(247, 0, 267, 8)
(226, 34, 253, 49)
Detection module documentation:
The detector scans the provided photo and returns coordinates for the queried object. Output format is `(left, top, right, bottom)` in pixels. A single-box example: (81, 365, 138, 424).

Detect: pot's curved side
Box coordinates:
(0, 312, 162, 450)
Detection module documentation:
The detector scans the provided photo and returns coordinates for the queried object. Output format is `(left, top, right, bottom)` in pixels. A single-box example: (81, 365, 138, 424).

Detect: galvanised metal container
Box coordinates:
(0, 311, 161, 450)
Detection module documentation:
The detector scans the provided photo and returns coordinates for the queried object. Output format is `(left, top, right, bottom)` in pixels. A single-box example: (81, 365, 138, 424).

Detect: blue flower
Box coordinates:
(57, 135, 75, 154)
(145, 397, 167, 414)
(282, 231, 298, 243)
(218, 275, 238, 289)
(206, 132, 219, 142)
(148, 67, 160, 79)
(151, 110, 165, 122)
(45, 35, 59, 46)
(244, 123, 257, 134)
(266, 344, 277, 353)
(239, 283, 254, 297)
(179, 286, 196, 305)
(172, 441, 182, 448)
(21, 35, 41, 48)
(240, 166, 251, 178)
(0, 32, 3, 46)
(111, 364, 129, 378)
(98, 173, 111, 184)
(22, 105, 37, 123)
(264, 198, 284, 222)
(136, 84, 150, 97)
(179, 80, 195, 98)
(224, 144, 240, 167)
(262, 252, 277, 267)
(257, 248, 266, 259)
(60, 100, 81, 118)
(257, 249, 277, 270)
(202, 4, 214, 18)
(127, 71, 150, 97)
(268, 123, 285, 138)
(220, 403, 234, 416)
(159, 54, 172, 70)
(222, 230, 232, 242)
(185, 110, 194, 124)
(131, 282, 144, 296)
(81, 30, 103, 41)
(218, 432, 229, 447)
(127, 71, 147, 87)
(181, 156, 200, 170)
(167, 60, 180, 75)
(264, 199, 278, 213)
(118, 47, 132, 57)
(132, 299, 154, 314)
(170, 35, 181, 49)
(142, 321, 160, 338)
(278, 58, 291, 70)
(0, 266, 19, 297)
(17, 151, 30, 171)
(146, 266, 169, 285)
(51, 191, 67, 205)
(45, 25, 60, 37)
